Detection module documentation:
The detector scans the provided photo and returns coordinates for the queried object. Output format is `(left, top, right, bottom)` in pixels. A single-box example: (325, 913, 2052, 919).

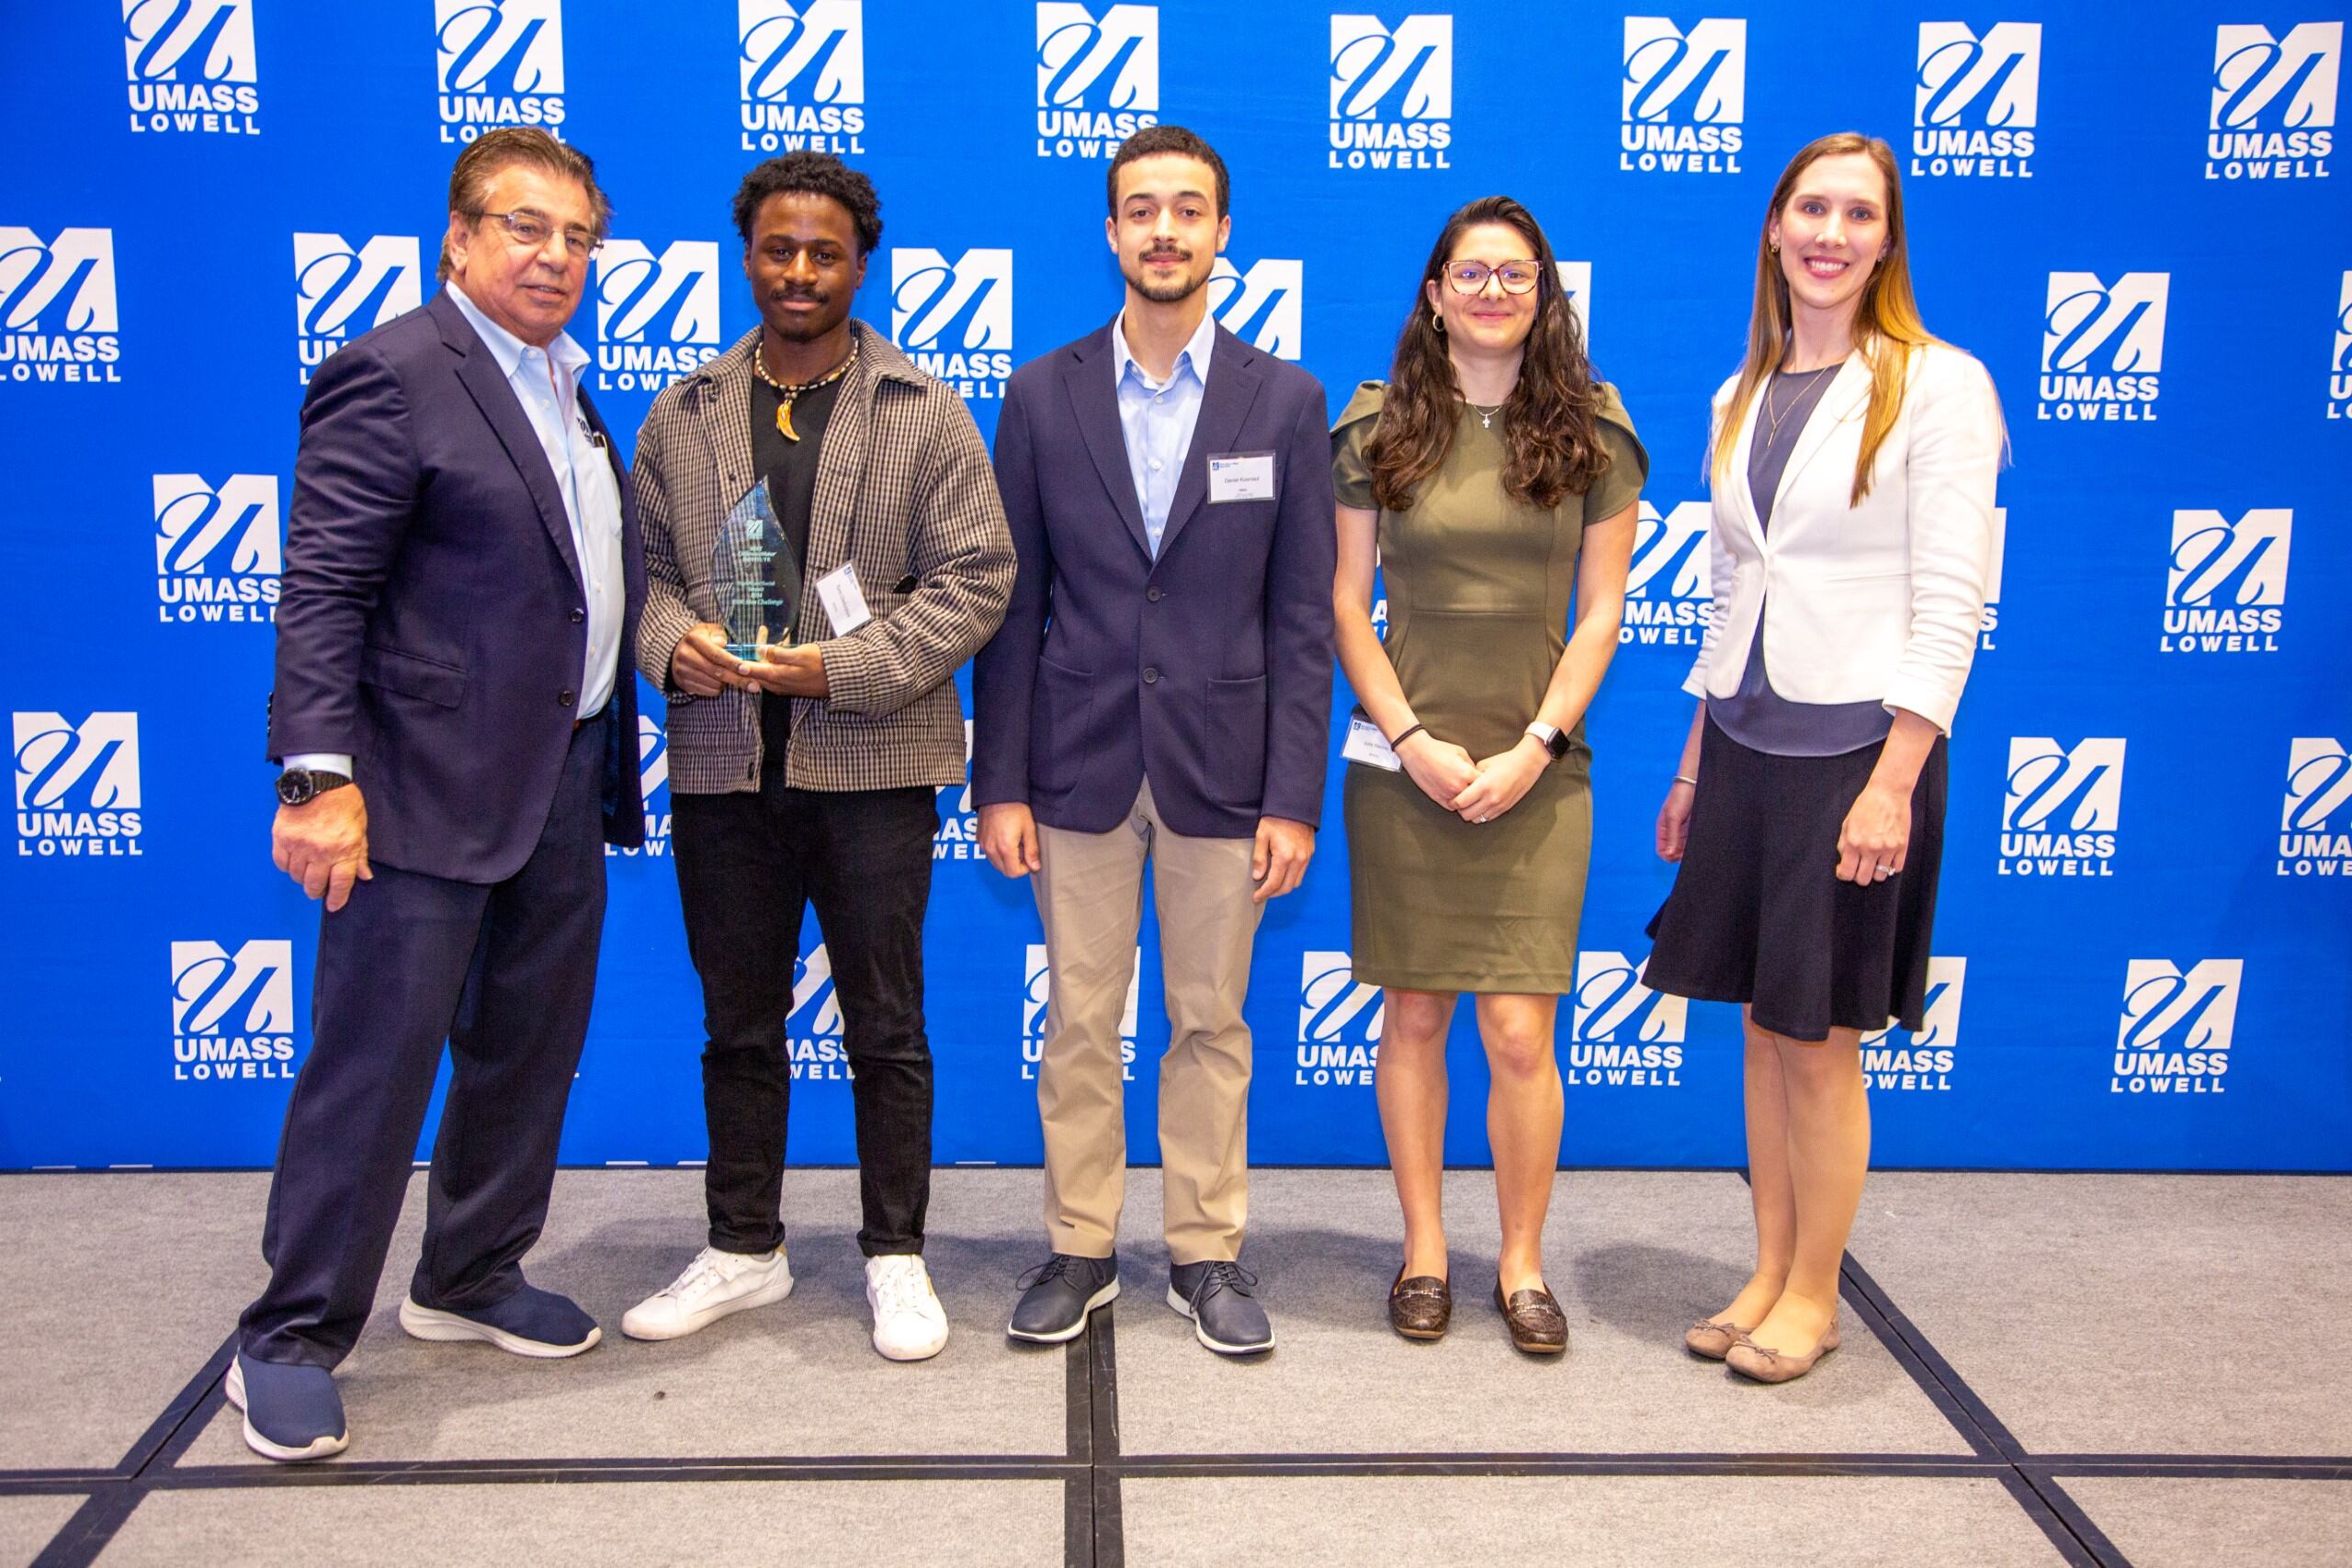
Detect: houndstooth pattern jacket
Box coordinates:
(632, 321, 1014, 794)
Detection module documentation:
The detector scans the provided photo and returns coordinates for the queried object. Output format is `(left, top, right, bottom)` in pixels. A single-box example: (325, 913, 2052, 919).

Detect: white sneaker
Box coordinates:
(865, 1255, 949, 1361)
(621, 1246, 793, 1341)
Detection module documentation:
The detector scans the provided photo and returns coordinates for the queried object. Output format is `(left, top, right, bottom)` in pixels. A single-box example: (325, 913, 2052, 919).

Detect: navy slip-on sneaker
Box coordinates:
(1168, 1260, 1274, 1355)
(224, 1352, 348, 1463)
(399, 1281, 602, 1358)
(1007, 1252, 1119, 1343)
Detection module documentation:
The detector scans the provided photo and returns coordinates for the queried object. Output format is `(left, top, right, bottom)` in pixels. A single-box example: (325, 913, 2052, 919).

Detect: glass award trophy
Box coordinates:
(713, 480, 800, 660)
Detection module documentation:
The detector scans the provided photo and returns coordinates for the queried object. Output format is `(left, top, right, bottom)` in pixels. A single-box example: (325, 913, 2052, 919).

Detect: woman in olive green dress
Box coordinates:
(1330, 196, 1645, 1353)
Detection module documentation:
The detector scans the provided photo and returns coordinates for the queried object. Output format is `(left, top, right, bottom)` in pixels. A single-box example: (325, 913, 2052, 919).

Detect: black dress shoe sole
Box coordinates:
(1005, 1279, 1119, 1344)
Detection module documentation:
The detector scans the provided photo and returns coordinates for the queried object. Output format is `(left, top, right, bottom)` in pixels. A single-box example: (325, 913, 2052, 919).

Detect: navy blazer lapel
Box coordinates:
(1156, 326, 1265, 560)
(432, 291, 584, 592)
(1063, 326, 1153, 561)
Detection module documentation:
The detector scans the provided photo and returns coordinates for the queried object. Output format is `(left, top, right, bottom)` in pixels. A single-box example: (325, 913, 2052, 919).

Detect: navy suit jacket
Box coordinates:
(974, 321, 1336, 840)
(268, 289, 647, 883)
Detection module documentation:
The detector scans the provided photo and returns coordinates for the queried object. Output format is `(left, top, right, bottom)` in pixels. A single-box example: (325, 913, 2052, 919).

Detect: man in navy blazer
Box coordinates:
(231, 130, 643, 1462)
(974, 127, 1336, 1356)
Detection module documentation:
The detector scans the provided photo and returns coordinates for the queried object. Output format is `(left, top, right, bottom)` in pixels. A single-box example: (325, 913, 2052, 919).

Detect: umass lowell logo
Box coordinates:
(1211, 258, 1303, 361)
(890, 247, 1012, 401)
(788, 942, 851, 1081)
(2206, 22, 2338, 180)
(2278, 738, 2352, 876)
(1912, 22, 2037, 178)
(293, 233, 422, 386)
(15, 712, 142, 857)
(1620, 17, 1745, 174)
(435, 0, 566, 143)
(2330, 273, 2352, 419)
(1297, 952, 1380, 1087)
(122, 0, 261, 135)
(2113, 959, 2240, 1096)
(0, 227, 122, 385)
(607, 716, 670, 859)
(1999, 738, 2123, 877)
(1328, 14, 1453, 171)
(594, 240, 721, 392)
(1035, 4, 1158, 160)
(739, 0, 867, 154)
(1567, 952, 1684, 1088)
(2039, 272, 2166, 422)
(1621, 501, 1709, 648)
(2161, 510, 2289, 654)
(171, 940, 296, 1082)
(153, 473, 279, 626)
(1860, 958, 1964, 1092)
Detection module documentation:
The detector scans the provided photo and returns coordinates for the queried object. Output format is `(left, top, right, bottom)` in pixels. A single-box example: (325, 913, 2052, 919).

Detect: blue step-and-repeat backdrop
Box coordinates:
(4, 3, 2347, 1173)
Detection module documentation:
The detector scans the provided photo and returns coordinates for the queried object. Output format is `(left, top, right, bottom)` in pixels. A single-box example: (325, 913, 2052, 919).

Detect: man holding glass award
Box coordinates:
(625, 153, 1014, 1361)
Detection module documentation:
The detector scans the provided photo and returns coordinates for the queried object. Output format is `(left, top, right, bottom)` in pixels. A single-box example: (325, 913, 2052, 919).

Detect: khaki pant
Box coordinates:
(1032, 780, 1262, 1263)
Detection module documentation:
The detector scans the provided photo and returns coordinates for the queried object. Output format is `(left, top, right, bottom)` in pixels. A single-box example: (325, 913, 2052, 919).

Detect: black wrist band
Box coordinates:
(1388, 723, 1427, 750)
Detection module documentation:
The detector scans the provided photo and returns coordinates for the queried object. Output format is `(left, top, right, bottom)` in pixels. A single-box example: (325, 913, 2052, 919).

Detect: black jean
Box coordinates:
(670, 778, 939, 1257)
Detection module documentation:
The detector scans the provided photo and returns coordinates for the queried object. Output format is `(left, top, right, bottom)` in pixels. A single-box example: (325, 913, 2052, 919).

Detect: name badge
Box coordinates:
(816, 561, 872, 635)
(1342, 714, 1402, 772)
(1207, 451, 1275, 503)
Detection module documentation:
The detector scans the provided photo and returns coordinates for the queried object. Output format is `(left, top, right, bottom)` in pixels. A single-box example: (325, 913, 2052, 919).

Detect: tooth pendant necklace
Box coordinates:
(753, 337, 856, 441)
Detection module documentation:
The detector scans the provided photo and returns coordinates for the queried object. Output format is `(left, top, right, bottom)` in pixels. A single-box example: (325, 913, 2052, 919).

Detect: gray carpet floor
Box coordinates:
(0, 1168, 2343, 1567)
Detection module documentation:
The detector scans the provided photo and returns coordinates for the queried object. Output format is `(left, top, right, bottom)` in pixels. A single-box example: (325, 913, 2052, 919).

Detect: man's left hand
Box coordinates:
(1251, 816, 1315, 903)
(741, 641, 830, 697)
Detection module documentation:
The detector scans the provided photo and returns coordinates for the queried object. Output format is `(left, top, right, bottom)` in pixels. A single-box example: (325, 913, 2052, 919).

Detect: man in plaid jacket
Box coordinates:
(621, 153, 1013, 1362)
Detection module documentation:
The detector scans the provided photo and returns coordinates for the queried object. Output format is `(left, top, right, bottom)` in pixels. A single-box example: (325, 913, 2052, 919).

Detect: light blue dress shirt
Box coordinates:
(285, 286, 626, 781)
(1111, 308, 1216, 557)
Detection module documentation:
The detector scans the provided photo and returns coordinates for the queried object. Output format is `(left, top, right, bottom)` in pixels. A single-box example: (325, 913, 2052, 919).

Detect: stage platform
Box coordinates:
(2, 1168, 2344, 1566)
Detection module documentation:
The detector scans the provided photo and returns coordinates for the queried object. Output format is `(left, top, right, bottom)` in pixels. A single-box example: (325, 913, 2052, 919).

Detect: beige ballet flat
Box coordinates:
(1683, 1316, 1750, 1360)
(1725, 1318, 1841, 1383)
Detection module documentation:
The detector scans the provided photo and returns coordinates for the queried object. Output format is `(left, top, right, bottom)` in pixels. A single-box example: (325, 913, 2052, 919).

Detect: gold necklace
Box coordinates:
(1763, 363, 1835, 444)
(752, 336, 856, 441)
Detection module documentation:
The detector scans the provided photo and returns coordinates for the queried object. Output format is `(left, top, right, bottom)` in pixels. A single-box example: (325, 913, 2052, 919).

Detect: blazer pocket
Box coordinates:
(1032, 654, 1093, 795)
(1206, 674, 1268, 807)
(359, 644, 467, 708)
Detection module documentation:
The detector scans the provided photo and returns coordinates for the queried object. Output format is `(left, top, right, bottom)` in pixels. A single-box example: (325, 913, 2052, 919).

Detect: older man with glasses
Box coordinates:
(230, 127, 647, 1462)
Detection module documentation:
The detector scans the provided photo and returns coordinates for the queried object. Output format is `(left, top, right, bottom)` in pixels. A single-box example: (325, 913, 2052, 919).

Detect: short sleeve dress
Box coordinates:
(1331, 383, 1646, 994)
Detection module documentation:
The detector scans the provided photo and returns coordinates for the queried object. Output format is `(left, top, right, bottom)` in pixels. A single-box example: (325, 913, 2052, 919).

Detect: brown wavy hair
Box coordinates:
(1365, 195, 1607, 513)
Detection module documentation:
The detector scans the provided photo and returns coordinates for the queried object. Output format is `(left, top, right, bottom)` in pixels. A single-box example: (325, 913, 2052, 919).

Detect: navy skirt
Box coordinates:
(1644, 716, 1947, 1043)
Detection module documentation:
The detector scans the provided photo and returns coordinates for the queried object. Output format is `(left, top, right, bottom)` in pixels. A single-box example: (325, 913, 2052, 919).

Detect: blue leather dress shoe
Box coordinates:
(225, 1352, 348, 1463)
(398, 1281, 602, 1358)
(1007, 1253, 1119, 1343)
(1168, 1260, 1274, 1355)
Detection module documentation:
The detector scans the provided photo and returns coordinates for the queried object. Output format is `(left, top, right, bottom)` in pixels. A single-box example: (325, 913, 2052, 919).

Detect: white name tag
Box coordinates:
(1342, 715, 1401, 772)
(1207, 451, 1275, 503)
(815, 561, 872, 635)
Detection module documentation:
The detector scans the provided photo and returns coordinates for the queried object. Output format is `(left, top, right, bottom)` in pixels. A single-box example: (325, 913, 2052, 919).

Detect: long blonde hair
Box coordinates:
(1710, 133, 1930, 506)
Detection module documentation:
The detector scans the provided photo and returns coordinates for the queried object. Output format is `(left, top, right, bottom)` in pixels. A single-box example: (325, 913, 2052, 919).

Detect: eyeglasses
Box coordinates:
(468, 209, 602, 260)
(1443, 261, 1542, 296)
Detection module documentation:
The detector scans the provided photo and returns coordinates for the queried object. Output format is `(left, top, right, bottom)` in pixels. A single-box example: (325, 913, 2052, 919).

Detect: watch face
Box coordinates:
(277, 770, 311, 807)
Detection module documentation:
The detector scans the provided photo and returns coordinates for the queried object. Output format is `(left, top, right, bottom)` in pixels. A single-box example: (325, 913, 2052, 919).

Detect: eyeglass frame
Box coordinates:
(1441, 259, 1544, 296)
(463, 207, 604, 261)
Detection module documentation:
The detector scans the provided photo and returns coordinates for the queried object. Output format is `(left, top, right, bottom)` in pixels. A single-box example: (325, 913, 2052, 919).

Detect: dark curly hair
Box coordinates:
(1366, 196, 1608, 513)
(730, 152, 883, 255)
(1106, 124, 1229, 218)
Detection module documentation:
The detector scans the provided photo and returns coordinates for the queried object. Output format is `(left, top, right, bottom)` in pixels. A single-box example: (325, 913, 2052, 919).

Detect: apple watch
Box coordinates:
(1524, 721, 1572, 762)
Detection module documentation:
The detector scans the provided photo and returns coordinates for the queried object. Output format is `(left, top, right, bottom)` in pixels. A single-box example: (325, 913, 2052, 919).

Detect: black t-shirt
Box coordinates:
(749, 367, 845, 777)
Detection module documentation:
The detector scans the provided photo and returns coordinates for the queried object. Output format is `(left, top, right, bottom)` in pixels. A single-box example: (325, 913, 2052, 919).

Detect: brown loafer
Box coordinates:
(1493, 1281, 1568, 1355)
(1388, 1268, 1452, 1340)
(1684, 1316, 1750, 1360)
(1725, 1318, 1841, 1384)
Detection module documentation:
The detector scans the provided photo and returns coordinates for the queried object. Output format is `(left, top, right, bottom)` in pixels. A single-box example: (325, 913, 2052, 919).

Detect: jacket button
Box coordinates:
(1142, 667, 1159, 684)
(570, 608, 584, 624)
(560, 689, 577, 707)
(1146, 586, 1162, 603)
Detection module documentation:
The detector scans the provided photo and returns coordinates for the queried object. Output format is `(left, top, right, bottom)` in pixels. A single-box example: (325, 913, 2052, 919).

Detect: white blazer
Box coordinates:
(1683, 340, 2003, 736)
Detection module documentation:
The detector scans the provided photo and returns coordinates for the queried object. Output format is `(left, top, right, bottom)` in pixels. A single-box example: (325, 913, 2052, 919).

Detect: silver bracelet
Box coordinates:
(1672, 773, 1698, 787)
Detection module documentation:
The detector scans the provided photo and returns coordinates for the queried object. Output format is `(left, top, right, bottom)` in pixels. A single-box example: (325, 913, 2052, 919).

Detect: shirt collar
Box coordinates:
(1111, 305, 1216, 390)
(447, 281, 589, 382)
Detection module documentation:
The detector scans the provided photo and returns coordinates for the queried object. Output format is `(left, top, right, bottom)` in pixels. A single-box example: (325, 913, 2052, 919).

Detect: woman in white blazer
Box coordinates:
(1644, 133, 2004, 1383)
